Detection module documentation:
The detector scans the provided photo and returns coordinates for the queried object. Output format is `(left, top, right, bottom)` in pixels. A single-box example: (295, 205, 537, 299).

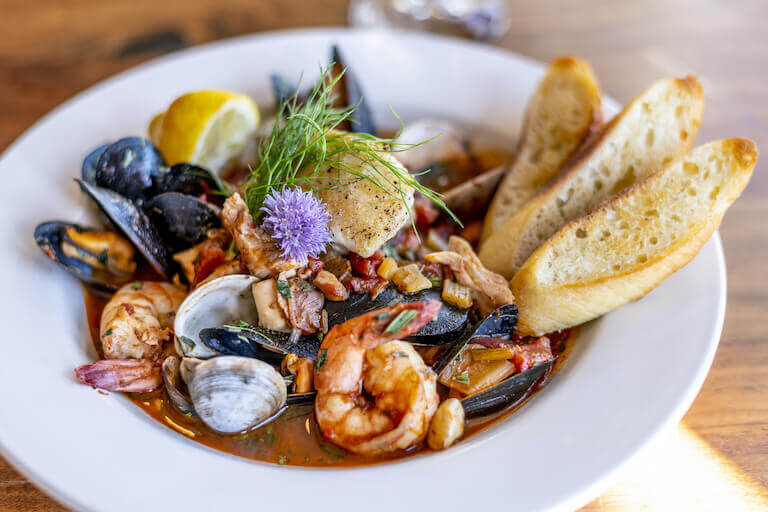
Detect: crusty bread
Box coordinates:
(481, 57, 602, 241)
(510, 138, 757, 336)
(479, 76, 704, 278)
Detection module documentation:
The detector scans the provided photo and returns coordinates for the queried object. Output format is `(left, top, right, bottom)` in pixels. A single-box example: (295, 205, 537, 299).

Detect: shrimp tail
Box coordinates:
(75, 359, 162, 392)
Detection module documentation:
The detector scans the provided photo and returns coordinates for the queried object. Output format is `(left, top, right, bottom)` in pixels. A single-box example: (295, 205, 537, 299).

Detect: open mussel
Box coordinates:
(174, 275, 259, 358)
(200, 325, 320, 361)
(77, 179, 173, 278)
(183, 356, 288, 434)
(329, 45, 376, 134)
(34, 221, 136, 292)
(93, 137, 164, 201)
(432, 303, 518, 374)
(460, 360, 553, 418)
(325, 287, 469, 345)
(144, 192, 221, 251)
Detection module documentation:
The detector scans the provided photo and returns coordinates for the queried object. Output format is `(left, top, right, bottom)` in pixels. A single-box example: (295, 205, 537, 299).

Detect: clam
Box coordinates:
(93, 137, 164, 201)
(173, 275, 260, 358)
(162, 356, 196, 417)
(183, 356, 288, 434)
(144, 192, 221, 251)
(34, 221, 136, 292)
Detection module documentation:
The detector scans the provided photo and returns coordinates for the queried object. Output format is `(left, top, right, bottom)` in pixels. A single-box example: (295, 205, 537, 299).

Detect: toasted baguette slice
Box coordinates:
(481, 57, 602, 241)
(479, 76, 704, 278)
(511, 138, 757, 336)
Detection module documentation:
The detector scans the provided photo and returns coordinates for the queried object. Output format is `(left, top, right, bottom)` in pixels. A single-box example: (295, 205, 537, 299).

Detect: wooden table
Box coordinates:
(1, 1, 766, 510)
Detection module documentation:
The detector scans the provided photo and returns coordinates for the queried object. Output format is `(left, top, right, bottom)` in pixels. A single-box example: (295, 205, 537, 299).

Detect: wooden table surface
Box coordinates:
(1, 0, 766, 510)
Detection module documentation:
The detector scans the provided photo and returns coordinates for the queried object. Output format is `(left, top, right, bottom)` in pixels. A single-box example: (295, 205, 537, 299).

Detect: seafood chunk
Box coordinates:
(426, 236, 514, 315)
(252, 279, 290, 331)
(221, 193, 299, 277)
(101, 282, 186, 360)
(276, 278, 324, 334)
(75, 359, 162, 393)
(314, 301, 441, 455)
(312, 147, 414, 258)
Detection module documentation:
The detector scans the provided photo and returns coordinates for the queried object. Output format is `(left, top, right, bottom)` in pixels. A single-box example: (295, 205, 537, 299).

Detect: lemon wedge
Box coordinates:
(152, 90, 259, 174)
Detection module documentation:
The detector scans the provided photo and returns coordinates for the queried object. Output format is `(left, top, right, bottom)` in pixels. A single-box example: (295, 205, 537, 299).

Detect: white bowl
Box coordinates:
(0, 28, 724, 512)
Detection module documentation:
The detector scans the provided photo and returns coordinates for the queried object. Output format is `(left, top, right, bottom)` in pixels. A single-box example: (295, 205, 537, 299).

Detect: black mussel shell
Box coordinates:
(432, 303, 518, 374)
(198, 327, 286, 365)
(153, 163, 226, 198)
(94, 137, 164, 201)
(330, 45, 376, 135)
(200, 326, 321, 361)
(33, 221, 131, 292)
(461, 360, 553, 419)
(270, 73, 301, 107)
(144, 192, 221, 251)
(286, 392, 316, 406)
(77, 179, 172, 278)
(81, 143, 108, 185)
(324, 287, 469, 345)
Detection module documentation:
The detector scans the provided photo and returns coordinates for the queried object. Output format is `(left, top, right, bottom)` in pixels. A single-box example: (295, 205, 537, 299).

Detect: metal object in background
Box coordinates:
(349, 0, 510, 41)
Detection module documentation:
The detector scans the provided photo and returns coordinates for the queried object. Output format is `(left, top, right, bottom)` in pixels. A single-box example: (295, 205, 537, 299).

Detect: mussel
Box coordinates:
(270, 74, 302, 107)
(81, 143, 108, 185)
(432, 303, 518, 374)
(200, 325, 320, 361)
(33, 221, 136, 292)
(325, 287, 469, 345)
(329, 45, 376, 135)
(144, 192, 221, 251)
(93, 137, 164, 201)
(173, 275, 260, 358)
(459, 361, 553, 418)
(77, 179, 173, 278)
(152, 163, 226, 198)
(182, 356, 288, 434)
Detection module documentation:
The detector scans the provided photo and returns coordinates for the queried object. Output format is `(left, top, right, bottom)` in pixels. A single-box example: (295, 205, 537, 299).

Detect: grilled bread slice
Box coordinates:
(481, 57, 602, 241)
(511, 138, 757, 336)
(479, 76, 704, 278)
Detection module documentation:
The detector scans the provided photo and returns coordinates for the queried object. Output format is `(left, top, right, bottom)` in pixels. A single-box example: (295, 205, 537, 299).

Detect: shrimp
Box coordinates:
(75, 359, 161, 392)
(100, 282, 186, 360)
(314, 301, 442, 455)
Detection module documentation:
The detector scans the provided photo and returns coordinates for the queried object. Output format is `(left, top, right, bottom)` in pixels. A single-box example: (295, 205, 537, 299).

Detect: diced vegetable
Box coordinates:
(349, 250, 384, 278)
(313, 270, 349, 301)
(391, 264, 432, 294)
(469, 347, 516, 361)
(442, 279, 472, 308)
(377, 257, 398, 280)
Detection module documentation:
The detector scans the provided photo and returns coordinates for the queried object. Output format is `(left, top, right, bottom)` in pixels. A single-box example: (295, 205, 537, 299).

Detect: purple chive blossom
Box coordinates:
(260, 187, 331, 263)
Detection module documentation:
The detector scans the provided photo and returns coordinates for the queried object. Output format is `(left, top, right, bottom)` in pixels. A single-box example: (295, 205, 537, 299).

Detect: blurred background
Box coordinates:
(1, 1, 766, 510)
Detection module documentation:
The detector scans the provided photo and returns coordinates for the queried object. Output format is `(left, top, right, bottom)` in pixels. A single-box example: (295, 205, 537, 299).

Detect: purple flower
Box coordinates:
(261, 187, 331, 263)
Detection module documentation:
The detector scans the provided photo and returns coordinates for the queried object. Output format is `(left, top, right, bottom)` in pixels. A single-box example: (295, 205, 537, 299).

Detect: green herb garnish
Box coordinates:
(242, 66, 459, 231)
(391, 352, 408, 358)
(382, 243, 399, 260)
(132, 282, 143, 291)
(453, 371, 470, 385)
(429, 277, 443, 288)
(179, 336, 196, 349)
(384, 309, 419, 334)
(97, 249, 108, 266)
(276, 279, 292, 299)
(315, 348, 328, 371)
(278, 454, 286, 465)
(320, 442, 347, 460)
(102, 329, 113, 338)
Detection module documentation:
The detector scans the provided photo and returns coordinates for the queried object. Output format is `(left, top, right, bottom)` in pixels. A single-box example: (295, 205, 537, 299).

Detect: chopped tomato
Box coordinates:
(349, 250, 384, 278)
(414, 193, 440, 230)
(348, 276, 389, 299)
(193, 247, 226, 285)
(512, 337, 553, 373)
(421, 261, 444, 279)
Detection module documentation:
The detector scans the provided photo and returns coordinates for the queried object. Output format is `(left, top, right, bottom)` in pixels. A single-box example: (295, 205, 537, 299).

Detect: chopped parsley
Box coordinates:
(97, 249, 109, 266)
(179, 336, 196, 349)
(132, 281, 143, 291)
(320, 442, 347, 460)
(391, 352, 408, 358)
(101, 329, 113, 338)
(453, 371, 470, 385)
(315, 348, 328, 371)
(297, 280, 313, 291)
(276, 279, 292, 299)
(429, 277, 443, 288)
(384, 309, 419, 334)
